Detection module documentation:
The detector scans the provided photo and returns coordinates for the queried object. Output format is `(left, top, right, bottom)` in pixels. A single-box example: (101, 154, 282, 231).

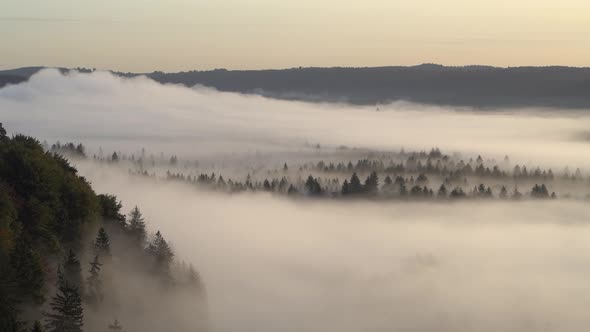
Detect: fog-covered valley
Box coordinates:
(3, 69, 590, 332)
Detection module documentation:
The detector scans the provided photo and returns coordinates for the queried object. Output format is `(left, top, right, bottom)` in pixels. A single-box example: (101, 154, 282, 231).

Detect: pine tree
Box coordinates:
(341, 180, 350, 195)
(93, 228, 111, 258)
(63, 250, 83, 295)
(364, 171, 379, 194)
(44, 268, 84, 332)
(128, 207, 147, 245)
(146, 231, 174, 272)
(437, 184, 448, 198)
(107, 319, 123, 332)
(31, 320, 44, 332)
(86, 255, 103, 306)
(187, 264, 203, 290)
(10, 235, 45, 303)
(349, 173, 363, 194)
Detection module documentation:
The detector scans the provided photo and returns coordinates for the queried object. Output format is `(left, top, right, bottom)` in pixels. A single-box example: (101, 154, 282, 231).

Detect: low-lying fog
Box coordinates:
(79, 161, 590, 332)
(3, 69, 590, 331)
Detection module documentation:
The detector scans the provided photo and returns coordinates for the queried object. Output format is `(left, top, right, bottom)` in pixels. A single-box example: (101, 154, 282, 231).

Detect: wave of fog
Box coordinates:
(2, 69, 590, 168)
(78, 161, 590, 332)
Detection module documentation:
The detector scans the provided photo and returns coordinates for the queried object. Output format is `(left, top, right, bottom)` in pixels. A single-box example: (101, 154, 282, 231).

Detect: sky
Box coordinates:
(1, 0, 590, 72)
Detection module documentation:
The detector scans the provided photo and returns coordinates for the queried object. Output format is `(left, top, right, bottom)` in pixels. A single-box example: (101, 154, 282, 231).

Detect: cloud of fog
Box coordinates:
(78, 161, 590, 332)
(2, 69, 590, 168)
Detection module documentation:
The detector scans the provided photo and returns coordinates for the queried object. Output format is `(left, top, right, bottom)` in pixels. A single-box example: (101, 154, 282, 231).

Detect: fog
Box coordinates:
(79, 162, 590, 332)
(4, 69, 590, 331)
(2, 69, 590, 168)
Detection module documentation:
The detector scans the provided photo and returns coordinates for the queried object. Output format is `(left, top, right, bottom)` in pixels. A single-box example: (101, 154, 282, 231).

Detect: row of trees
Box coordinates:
(157, 168, 559, 201)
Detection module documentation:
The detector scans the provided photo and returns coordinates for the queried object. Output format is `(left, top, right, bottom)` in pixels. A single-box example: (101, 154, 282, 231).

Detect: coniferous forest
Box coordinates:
(0, 124, 205, 332)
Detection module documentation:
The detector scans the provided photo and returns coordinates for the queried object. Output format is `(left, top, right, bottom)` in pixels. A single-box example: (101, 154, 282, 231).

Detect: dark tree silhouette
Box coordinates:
(108, 319, 123, 332)
(44, 268, 84, 332)
(128, 206, 147, 244)
(93, 228, 111, 258)
(63, 250, 83, 294)
(86, 255, 103, 306)
(147, 231, 174, 272)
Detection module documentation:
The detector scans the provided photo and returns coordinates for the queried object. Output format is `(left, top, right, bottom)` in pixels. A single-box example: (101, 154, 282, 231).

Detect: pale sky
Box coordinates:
(1, 0, 590, 72)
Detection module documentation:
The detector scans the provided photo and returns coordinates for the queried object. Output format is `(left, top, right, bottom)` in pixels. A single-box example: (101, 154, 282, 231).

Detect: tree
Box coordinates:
(146, 231, 174, 272)
(93, 228, 111, 258)
(98, 194, 126, 227)
(341, 180, 350, 195)
(63, 250, 83, 294)
(31, 320, 44, 332)
(348, 173, 363, 194)
(111, 152, 119, 162)
(10, 235, 45, 303)
(128, 206, 147, 244)
(86, 255, 103, 306)
(44, 268, 84, 332)
(304, 176, 322, 196)
(499, 186, 508, 199)
(437, 184, 448, 198)
(0, 123, 7, 142)
(108, 319, 123, 332)
(364, 171, 379, 195)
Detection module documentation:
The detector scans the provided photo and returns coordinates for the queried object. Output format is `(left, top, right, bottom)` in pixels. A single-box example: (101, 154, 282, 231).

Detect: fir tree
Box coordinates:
(364, 171, 379, 194)
(10, 235, 45, 303)
(128, 207, 147, 245)
(341, 179, 350, 195)
(86, 255, 103, 306)
(107, 319, 123, 332)
(93, 228, 111, 258)
(348, 173, 363, 194)
(44, 268, 84, 332)
(31, 320, 44, 332)
(63, 250, 83, 295)
(146, 231, 174, 272)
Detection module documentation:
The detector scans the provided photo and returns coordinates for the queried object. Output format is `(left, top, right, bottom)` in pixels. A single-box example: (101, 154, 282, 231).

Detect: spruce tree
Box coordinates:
(63, 250, 83, 295)
(349, 173, 363, 194)
(86, 255, 103, 306)
(128, 207, 147, 245)
(10, 235, 45, 303)
(44, 268, 84, 332)
(31, 320, 44, 332)
(93, 228, 111, 258)
(147, 231, 174, 272)
(107, 319, 123, 332)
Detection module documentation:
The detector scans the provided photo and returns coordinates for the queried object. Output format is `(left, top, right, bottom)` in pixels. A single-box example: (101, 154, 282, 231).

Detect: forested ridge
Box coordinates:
(3, 65, 590, 108)
(0, 124, 205, 332)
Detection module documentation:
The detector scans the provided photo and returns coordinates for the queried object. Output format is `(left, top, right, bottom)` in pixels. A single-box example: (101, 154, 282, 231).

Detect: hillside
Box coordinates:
(0, 124, 206, 332)
(2, 65, 590, 108)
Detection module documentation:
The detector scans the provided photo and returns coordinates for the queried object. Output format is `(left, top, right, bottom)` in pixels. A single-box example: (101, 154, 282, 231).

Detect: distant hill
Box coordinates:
(2, 65, 590, 108)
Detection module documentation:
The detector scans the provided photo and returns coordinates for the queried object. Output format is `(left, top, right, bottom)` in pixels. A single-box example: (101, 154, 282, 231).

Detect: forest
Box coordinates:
(52, 141, 590, 203)
(0, 124, 205, 332)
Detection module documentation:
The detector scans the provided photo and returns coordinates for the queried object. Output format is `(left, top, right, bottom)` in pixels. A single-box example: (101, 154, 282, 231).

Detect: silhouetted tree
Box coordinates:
(108, 319, 123, 332)
(63, 250, 83, 294)
(86, 255, 103, 306)
(348, 173, 363, 194)
(93, 228, 111, 258)
(44, 268, 84, 332)
(128, 207, 147, 244)
(10, 235, 45, 303)
(364, 171, 379, 195)
(31, 320, 44, 332)
(146, 231, 174, 272)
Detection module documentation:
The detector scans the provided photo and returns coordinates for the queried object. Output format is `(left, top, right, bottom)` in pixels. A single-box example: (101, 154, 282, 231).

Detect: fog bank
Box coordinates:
(78, 162, 590, 332)
(2, 69, 590, 168)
